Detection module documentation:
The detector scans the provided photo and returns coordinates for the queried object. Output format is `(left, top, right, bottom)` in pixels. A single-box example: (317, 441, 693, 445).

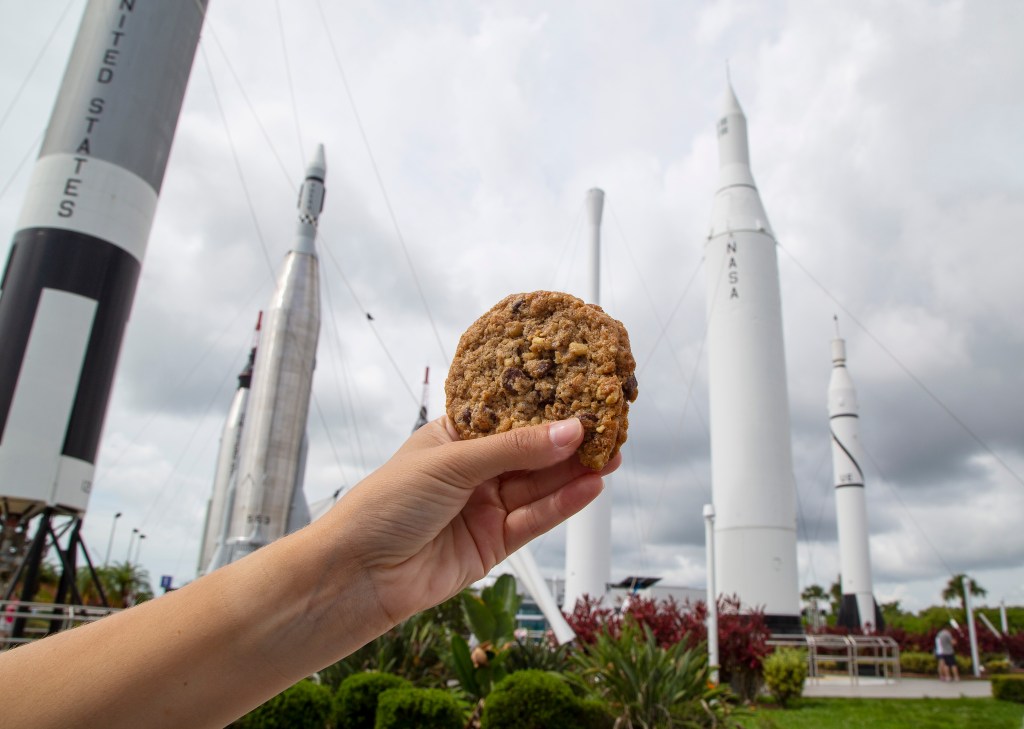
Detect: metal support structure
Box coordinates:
(963, 575, 981, 677)
(2, 510, 108, 641)
(703, 504, 719, 684)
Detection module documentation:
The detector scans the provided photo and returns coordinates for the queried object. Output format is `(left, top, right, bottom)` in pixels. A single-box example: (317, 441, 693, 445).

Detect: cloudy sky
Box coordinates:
(2, 0, 1023, 614)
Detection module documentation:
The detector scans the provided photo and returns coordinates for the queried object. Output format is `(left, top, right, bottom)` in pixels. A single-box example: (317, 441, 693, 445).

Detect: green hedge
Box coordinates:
(335, 672, 412, 729)
(985, 658, 1012, 675)
(374, 688, 463, 729)
(577, 698, 616, 729)
(992, 675, 1024, 703)
(233, 679, 333, 729)
(481, 670, 587, 729)
(900, 651, 938, 675)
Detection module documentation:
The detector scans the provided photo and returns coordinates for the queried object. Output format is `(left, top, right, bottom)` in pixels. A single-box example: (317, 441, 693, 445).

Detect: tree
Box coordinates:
(829, 576, 843, 623)
(942, 574, 986, 616)
(801, 584, 828, 630)
(801, 584, 827, 602)
(880, 600, 904, 628)
(77, 561, 153, 608)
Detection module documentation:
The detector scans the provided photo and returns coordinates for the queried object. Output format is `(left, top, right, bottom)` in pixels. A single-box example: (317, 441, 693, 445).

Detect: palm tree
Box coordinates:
(942, 573, 986, 616)
(77, 561, 154, 608)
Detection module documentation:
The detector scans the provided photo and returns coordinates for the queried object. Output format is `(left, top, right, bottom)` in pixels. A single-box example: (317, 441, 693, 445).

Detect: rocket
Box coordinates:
(563, 187, 612, 609)
(704, 82, 801, 632)
(196, 316, 260, 576)
(206, 145, 325, 571)
(0, 1, 206, 519)
(828, 332, 882, 631)
(412, 367, 430, 432)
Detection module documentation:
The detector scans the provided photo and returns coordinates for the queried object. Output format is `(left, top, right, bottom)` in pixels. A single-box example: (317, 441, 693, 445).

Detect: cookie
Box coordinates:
(445, 291, 638, 470)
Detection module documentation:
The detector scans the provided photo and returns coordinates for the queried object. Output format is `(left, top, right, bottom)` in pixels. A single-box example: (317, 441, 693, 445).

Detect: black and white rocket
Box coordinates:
(827, 332, 882, 631)
(0, 1, 206, 519)
(204, 145, 325, 572)
(704, 82, 800, 632)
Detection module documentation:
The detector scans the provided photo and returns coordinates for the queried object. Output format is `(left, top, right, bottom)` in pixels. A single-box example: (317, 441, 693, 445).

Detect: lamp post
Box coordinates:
(103, 512, 122, 567)
(133, 534, 147, 565)
(127, 528, 139, 563)
(703, 504, 719, 684)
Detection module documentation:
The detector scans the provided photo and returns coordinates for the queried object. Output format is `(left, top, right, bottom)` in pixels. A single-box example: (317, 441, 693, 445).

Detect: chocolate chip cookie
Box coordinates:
(445, 291, 638, 470)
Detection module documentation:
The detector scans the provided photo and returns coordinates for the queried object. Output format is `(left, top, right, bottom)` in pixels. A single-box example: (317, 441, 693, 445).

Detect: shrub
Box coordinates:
(570, 619, 737, 727)
(449, 574, 521, 700)
(992, 675, 1024, 703)
(374, 688, 464, 729)
(900, 651, 938, 675)
(565, 593, 769, 703)
(679, 596, 770, 702)
(956, 654, 973, 674)
(481, 670, 581, 729)
(576, 698, 616, 729)
(320, 602, 458, 690)
(335, 672, 412, 729)
(985, 657, 1012, 675)
(233, 679, 333, 729)
(762, 648, 808, 708)
(505, 635, 571, 673)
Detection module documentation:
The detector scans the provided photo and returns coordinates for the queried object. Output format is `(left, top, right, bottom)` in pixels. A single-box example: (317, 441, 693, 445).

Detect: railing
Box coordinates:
(0, 600, 120, 650)
(767, 633, 900, 685)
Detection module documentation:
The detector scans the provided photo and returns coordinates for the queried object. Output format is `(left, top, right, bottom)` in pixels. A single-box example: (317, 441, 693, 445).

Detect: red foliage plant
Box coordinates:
(880, 624, 1012, 659)
(564, 593, 770, 681)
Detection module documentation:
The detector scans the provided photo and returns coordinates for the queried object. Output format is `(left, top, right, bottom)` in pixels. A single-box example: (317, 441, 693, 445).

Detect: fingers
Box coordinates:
(503, 472, 605, 553)
(431, 419, 585, 490)
(498, 450, 622, 514)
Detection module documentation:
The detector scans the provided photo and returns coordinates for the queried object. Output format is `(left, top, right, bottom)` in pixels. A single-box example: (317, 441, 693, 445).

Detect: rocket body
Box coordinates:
(197, 334, 256, 576)
(0, 1, 206, 516)
(563, 188, 612, 610)
(705, 84, 800, 631)
(209, 146, 325, 570)
(828, 338, 881, 631)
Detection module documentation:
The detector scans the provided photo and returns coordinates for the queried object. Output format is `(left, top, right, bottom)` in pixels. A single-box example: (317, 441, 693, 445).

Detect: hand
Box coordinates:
(324, 416, 620, 626)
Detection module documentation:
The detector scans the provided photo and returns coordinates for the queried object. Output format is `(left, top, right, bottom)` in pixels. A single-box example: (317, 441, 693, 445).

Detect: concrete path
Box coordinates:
(803, 676, 992, 699)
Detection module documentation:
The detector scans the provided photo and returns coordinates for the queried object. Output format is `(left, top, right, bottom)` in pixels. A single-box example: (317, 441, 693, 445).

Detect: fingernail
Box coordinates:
(548, 419, 581, 448)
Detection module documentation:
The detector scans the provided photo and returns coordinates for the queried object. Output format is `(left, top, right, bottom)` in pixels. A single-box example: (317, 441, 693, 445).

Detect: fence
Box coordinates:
(0, 599, 120, 650)
(767, 632, 901, 684)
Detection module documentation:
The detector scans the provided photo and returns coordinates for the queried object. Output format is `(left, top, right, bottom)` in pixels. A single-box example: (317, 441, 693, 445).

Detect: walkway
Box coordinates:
(803, 676, 992, 699)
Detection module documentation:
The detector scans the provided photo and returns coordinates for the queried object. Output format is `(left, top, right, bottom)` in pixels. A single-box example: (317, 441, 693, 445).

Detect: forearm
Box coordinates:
(0, 516, 387, 729)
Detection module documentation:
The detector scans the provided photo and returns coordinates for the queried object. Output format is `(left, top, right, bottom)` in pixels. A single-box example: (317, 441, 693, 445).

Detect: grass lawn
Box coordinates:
(744, 697, 1024, 728)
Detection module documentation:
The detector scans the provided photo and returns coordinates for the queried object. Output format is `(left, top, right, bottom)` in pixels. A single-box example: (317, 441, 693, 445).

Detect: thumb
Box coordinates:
(438, 419, 584, 488)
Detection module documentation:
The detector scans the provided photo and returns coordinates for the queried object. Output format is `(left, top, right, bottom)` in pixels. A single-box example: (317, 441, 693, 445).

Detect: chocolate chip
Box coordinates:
(501, 367, 528, 394)
(578, 412, 599, 428)
(458, 407, 471, 425)
(622, 374, 638, 402)
(524, 358, 553, 379)
(511, 298, 525, 314)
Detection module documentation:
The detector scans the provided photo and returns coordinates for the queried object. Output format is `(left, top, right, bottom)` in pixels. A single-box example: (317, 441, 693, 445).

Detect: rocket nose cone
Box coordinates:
(306, 143, 326, 180)
(722, 82, 744, 118)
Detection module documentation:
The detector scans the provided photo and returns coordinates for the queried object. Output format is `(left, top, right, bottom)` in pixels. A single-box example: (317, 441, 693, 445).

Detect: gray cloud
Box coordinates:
(1, 0, 1022, 611)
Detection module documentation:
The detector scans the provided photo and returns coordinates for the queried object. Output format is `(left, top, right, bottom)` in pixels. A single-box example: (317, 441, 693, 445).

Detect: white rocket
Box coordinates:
(0, 1, 206, 520)
(206, 146, 325, 571)
(705, 82, 800, 632)
(828, 332, 881, 631)
(563, 188, 612, 609)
